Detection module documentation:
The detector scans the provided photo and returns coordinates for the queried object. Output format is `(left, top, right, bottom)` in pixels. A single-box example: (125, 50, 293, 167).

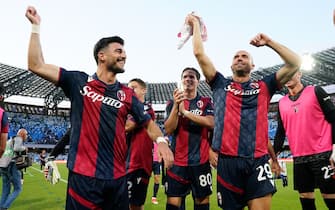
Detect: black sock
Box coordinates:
(195, 203, 209, 210)
(324, 198, 335, 210)
(300, 198, 316, 210)
(166, 203, 179, 210)
(153, 183, 159, 197)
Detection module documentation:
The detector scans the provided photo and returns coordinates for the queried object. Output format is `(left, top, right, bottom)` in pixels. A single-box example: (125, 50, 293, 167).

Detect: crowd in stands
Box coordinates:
(5, 111, 291, 158)
(7, 112, 69, 144)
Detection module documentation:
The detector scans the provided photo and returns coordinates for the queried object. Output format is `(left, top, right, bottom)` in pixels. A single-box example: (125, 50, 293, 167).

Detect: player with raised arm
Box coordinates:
(186, 13, 301, 210)
(25, 6, 173, 210)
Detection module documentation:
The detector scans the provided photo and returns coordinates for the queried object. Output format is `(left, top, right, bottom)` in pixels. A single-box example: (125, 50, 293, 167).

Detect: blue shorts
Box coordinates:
(66, 170, 128, 210)
(127, 169, 150, 206)
(152, 161, 161, 175)
(216, 155, 276, 210)
(294, 153, 335, 194)
(165, 162, 212, 198)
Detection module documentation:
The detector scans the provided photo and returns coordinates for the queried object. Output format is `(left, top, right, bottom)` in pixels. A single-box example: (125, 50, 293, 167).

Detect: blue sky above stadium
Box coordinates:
(0, 1, 334, 83)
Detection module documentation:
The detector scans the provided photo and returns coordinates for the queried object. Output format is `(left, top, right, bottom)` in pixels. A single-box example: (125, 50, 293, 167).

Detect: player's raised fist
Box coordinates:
(250, 33, 271, 47)
(25, 6, 41, 25)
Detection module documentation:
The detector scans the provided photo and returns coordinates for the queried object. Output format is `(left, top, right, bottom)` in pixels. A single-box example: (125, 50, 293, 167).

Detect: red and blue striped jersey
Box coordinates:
(165, 94, 214, 166)
(58, 69, 151, 180)
(126, 102, 155, 176)
(209, 72, 279, 158)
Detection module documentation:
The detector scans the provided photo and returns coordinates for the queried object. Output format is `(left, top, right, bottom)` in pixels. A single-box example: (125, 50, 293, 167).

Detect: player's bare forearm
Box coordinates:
(164, 105, 179, 135)
(146, 120, 164, 141)
(26, 6, 61, 84)
(267, 140, 277, 162)
(267, 39, 301, 85)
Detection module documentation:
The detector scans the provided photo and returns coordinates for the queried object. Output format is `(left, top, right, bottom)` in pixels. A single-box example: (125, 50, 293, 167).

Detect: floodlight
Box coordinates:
(300, 53, 315, 71)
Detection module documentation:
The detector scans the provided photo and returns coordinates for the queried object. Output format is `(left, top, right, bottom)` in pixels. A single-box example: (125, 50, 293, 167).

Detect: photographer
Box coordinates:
(0, 129, 28, 210)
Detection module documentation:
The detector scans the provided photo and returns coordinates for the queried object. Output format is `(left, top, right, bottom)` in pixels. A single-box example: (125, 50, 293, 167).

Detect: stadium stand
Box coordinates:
(0, 46, 335, 148)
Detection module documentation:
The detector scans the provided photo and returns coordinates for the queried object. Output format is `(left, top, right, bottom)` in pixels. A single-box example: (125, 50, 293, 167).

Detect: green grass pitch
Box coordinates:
(4, 162, 327, 210)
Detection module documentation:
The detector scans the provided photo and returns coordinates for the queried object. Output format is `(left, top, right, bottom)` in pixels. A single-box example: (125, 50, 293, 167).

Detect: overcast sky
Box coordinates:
(0, 1, 334, 83)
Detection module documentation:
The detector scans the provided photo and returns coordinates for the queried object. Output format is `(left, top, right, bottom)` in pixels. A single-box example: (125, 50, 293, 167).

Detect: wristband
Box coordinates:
(32, 24, 40, 34)
(156, 136, 168, 144)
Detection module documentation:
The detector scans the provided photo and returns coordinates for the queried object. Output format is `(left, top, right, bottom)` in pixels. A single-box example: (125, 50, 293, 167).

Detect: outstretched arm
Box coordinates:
(26, 6, 60, 84)
(186, 14, 217, 82)
(250, 33, 301, 86)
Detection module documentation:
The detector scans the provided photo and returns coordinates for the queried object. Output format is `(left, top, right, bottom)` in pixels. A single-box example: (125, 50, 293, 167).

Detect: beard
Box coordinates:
(234, 68, 251, 77)
(108, 66, 125, 74)
(107, 62, 125, 74)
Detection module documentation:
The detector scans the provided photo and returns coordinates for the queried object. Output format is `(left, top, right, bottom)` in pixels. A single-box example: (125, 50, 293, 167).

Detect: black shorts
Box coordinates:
(216, 155, 276, 210)
(294, 154, 335, 194)
(164, 162, 212, 198)
(152, 161, 161, 175)
(66, 170, 128, 210)
(127, 169, 150, 206)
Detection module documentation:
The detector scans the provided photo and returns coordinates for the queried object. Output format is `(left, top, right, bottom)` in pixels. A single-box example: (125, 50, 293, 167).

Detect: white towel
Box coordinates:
(44, 160, 61, 184)
(177, 12, 207, 49)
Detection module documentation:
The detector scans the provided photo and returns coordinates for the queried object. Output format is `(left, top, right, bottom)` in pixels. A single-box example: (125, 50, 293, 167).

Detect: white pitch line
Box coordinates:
(30, 165, 68, 184)
(25, 170, 34, 177)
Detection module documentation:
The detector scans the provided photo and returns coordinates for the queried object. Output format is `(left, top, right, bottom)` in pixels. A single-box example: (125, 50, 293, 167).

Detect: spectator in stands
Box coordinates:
(164, 67, 214, 210)
(125, 78, 157, 210)
(186, 14, 301, 210)
(274, 70, 335, 210)
(0, 128, 28, 210)
(39, 149, 46, 170)
(0, 83, 9, 158)
(25, 6, 173, 210)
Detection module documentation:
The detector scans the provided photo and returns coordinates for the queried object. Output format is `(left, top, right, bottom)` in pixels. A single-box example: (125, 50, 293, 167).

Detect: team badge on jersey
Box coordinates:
(197, 100, 204, 108)
(117, 90, 126, 101)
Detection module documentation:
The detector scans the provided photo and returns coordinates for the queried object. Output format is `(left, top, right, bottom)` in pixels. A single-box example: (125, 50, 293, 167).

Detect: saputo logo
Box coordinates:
(80, 86, 124, 108)
(224, 84, 260, 96)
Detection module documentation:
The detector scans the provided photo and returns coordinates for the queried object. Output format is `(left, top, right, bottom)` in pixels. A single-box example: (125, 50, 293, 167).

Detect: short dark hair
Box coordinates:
(129, 78, 147, 88)
(93, 36, 124, 64)
(181, 67, 200, 80)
